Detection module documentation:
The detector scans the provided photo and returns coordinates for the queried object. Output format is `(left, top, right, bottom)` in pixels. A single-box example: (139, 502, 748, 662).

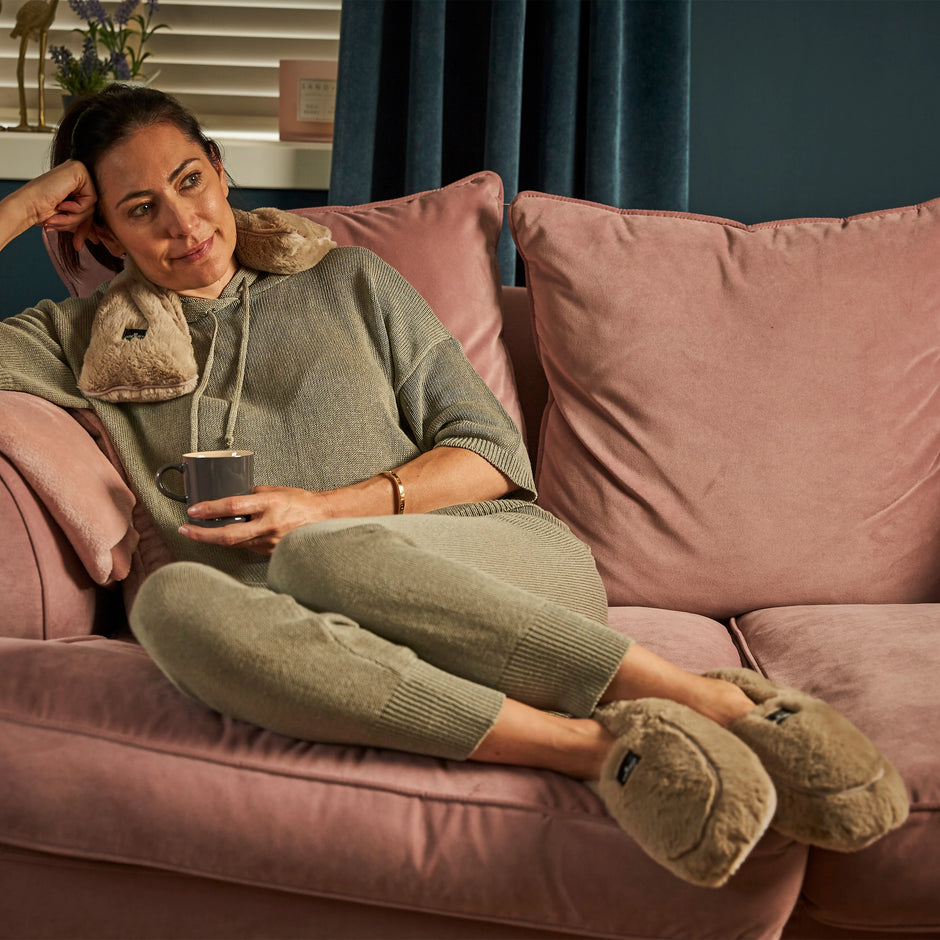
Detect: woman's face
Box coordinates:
(94, 122, 238, 298)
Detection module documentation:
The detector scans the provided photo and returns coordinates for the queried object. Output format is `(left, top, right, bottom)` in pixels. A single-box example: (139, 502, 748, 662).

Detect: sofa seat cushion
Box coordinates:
(0, 632, 807, 939)
(608, 605, 746, 674)
(731, 604, 940, 934)
(510, 192, 940, 619)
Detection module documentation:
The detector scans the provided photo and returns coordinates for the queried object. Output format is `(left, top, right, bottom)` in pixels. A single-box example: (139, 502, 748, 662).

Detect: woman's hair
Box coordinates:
(52, 83, 223, 277)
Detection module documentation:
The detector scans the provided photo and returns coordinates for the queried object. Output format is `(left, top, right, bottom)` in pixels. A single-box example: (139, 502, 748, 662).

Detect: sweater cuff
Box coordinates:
(378, 660, 506, 760)
(499, 606, 633, 718)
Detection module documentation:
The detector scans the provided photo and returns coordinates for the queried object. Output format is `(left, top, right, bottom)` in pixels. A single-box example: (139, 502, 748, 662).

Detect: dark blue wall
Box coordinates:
(0, 190, 64, 317)
(688, 0, 940, 222)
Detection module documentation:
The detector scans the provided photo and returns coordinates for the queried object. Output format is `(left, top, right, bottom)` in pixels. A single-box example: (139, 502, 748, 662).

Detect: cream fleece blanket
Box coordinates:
(0, 391, 137, 585)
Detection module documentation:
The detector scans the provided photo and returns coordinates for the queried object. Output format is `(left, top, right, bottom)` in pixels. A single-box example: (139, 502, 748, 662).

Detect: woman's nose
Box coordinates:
(164, 199, 197, 236)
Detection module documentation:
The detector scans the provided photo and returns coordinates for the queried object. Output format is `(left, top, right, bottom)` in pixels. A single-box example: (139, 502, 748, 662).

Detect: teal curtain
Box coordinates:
(330, 0, 690, 280)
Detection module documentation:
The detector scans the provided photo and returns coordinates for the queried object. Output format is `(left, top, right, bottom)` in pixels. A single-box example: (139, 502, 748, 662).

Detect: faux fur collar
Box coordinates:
(78, 207, 336, 403)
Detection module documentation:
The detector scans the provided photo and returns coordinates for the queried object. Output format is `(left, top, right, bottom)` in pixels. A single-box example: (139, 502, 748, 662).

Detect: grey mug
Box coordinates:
(155, 450, 254, 527)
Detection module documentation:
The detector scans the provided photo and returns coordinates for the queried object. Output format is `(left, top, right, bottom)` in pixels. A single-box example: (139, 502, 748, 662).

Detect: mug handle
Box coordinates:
(155, 464, 187, 502)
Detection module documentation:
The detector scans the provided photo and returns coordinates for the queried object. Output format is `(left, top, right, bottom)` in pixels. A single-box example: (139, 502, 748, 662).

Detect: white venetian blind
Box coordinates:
(0, 0, 342, 138)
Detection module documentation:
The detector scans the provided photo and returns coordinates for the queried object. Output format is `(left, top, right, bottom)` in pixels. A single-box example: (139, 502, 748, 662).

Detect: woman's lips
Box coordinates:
(175, 236, 214, 264)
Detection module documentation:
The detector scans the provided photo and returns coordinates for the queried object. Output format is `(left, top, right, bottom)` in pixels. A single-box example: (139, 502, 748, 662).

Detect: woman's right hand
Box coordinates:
(28, 160, 99, 251)
(0, 160, 98, 254)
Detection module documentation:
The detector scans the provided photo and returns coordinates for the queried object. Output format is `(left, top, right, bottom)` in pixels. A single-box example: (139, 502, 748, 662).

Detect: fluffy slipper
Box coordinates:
(594, 698, 776, 888)
(705, 668, 910, 851)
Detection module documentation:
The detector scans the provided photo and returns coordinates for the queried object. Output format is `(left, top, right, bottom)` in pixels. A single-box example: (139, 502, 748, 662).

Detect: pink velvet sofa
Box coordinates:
(1, 172, 938, 939)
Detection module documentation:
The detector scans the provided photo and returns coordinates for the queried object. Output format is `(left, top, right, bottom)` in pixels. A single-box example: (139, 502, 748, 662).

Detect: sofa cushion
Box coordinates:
(608, 606, 745, 674)
(510, 192, 940, 619)
(731, 604, 940, 934)
(45, 172, 524, 434)
(0, 631, 806, 939)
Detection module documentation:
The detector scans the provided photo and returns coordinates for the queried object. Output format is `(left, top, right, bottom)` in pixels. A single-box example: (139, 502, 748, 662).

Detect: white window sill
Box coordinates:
(0, 128, 332, 191)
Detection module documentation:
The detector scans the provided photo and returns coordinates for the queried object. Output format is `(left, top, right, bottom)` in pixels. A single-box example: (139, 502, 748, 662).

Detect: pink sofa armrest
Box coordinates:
(0, 452, 103, 639)
(0, 392, 139, 639)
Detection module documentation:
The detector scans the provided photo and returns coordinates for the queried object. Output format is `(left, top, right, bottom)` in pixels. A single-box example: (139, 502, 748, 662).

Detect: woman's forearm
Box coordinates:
(0, 161, 97, 254)
(330, 445, 515, 518)
(0, 188, 34, 252)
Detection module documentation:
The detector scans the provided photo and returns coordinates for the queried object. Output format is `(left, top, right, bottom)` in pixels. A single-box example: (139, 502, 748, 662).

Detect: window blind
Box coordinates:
(0, 0, 341, 138)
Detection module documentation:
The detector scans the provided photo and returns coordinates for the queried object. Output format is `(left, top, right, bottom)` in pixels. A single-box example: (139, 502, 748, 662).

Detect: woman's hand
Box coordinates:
(34, 160, 99, 251)
(179, 486, 327, 555)
(0, 160, 98, 253)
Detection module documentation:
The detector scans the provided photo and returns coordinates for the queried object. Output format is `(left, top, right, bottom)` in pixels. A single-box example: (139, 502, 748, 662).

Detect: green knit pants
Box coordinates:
(130, 511, 631, 760)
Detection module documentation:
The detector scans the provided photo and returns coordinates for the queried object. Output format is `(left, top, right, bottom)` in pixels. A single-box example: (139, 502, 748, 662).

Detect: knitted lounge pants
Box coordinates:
(130, 510, 632, 760)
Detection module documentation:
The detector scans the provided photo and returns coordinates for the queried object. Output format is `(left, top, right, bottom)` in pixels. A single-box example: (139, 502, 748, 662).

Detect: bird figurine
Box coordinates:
(11, 0, 60, 132)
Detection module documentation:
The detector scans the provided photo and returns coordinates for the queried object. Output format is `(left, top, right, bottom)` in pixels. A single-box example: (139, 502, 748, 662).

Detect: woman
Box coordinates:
(0, 85, 907, 888)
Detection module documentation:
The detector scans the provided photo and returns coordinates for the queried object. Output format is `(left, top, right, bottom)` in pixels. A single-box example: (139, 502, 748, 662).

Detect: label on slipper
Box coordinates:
(765, 707, 796, 724)
(617, 749, 642, 785)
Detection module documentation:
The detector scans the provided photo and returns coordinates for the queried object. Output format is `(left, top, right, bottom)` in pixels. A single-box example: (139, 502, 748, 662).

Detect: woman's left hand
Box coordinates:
(179, 486, 326, 555)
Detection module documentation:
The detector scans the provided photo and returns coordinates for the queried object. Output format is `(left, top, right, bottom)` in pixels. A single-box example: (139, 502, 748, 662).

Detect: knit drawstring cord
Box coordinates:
(188, 278, 251, 453)
(224, 280, 252, 450)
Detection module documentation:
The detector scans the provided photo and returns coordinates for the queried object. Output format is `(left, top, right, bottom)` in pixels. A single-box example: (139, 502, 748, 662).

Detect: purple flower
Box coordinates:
(114, 0, 138, 26)
(69, 0, 108, 25)
(111, 50, 132, 79)
(146, 0, 160, 12)
(50, 44, 76, 70)
(80, 34, 100, 69)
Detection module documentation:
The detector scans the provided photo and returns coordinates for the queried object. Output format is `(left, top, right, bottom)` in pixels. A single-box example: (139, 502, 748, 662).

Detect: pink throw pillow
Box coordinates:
(44, 172, 524, 432)
(510, 192, 940, 618)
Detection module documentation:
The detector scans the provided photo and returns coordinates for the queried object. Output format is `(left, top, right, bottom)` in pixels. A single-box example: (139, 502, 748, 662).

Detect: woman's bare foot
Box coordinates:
(686, 675, 755, 727)
(601, 645, 755, 727)
(470, 700, 615, 780)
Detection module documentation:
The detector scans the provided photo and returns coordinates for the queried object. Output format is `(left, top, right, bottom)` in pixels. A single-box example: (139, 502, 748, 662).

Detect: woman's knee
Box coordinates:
(130, 561, 257, 675)
(131, 562, 204, 643)
(268, 519, 406, 605)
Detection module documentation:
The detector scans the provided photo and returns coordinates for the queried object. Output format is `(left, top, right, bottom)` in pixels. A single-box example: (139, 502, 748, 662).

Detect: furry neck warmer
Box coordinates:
(78, 207, 336, 404)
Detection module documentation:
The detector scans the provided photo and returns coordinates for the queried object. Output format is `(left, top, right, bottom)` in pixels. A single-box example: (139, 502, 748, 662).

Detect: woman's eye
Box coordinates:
(130, 202, 152, 218)
(182, 172, 202, 190)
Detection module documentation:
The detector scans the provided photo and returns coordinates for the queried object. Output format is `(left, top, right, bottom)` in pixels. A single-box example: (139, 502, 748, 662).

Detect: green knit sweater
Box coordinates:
(0, 247, 541, 586)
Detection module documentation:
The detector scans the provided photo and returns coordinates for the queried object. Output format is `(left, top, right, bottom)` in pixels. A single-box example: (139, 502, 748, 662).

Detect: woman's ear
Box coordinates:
(94, 222, 124, 258)
(213, 159, 230, 199)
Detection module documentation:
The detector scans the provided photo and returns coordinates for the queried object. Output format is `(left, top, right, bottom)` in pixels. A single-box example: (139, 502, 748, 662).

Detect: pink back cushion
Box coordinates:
(510, 192, 940, 619)
(44, 172, 524, 434)
(43, 227, 115, 299)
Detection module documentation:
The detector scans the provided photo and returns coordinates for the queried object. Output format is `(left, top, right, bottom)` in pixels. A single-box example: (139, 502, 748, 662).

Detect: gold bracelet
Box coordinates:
(380, 470, 405, 515)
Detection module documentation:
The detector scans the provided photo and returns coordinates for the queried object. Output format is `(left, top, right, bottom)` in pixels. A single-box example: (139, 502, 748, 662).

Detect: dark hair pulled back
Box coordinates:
(52, 83, 223, 277)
